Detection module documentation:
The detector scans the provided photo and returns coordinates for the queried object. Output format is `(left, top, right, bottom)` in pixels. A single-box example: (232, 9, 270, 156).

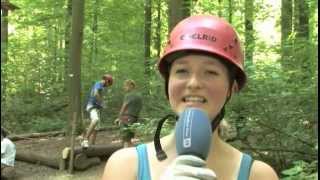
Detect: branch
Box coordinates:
(253, 120, 314, 147)
(241, 146, 317, 158)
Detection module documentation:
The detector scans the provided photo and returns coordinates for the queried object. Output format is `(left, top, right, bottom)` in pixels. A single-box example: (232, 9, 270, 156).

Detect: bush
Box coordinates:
(281, 160, 318, 180)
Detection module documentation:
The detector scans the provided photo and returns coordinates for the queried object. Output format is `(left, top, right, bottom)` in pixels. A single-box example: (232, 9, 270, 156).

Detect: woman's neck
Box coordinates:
(159, 129, 227, 158)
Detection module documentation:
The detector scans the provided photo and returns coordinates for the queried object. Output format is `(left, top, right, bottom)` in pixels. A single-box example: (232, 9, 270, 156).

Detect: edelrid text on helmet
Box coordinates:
(158, 15, 246, 91)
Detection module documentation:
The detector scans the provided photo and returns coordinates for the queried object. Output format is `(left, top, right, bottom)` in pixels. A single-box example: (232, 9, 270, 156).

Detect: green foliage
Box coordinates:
(130, 116, 176, 142)
(2, 0, 318, 177)
(281, 160, 318, 180)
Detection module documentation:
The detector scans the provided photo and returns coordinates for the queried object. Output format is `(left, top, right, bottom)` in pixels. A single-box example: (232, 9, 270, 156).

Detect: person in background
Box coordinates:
(102, 15, 278, 180)
(1, 127, 16, 180)
(81, 74, 113, 148)
(114, 79, 143, 148)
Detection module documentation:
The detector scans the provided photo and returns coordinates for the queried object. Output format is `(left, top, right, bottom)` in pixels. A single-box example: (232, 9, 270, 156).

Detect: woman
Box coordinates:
(102, 15, 278, 180)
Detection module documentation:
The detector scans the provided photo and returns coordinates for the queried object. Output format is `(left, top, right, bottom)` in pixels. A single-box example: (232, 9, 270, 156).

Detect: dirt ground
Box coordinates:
(12, 129, 126, 180)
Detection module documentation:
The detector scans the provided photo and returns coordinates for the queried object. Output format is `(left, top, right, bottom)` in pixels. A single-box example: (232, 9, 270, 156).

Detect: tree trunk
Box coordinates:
(168, 0, 191, 32)
(244, 0, 254, 67)
(68, 0, 85, 173)
(218, 0, 222, 17)
(228, 0, 233, 23)
(144, 0, 152, 95)
(280, 0, 293, 69)
(16, 144, 122, 170)
(16, 151, 61, 169)
(64, 0, 73, 135)
(8, 131, 65, 141)
(155, 0, 161, 57)
(90, 0, 99, 78)
(1, 0, 9, 123)
(73, 144, 122, 157)
(292, 0, 310, 83)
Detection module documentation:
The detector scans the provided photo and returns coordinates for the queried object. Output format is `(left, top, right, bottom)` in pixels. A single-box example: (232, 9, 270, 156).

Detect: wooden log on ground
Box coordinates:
(16, 143, 122, 170)
(9, 126, 118, 142)
(73, 153, 101, 170)
(16, 151, 60, 169)
(9, 131, 65, 141)
(73, 143, 122, 158)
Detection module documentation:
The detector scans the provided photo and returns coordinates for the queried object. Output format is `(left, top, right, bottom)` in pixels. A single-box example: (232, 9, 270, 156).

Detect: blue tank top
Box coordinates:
(136, 144, 253, 180)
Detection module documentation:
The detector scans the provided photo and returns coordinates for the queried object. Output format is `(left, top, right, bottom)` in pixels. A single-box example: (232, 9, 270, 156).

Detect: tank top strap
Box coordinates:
(237, 153, 253, 180)
(136, 144, 152, 180)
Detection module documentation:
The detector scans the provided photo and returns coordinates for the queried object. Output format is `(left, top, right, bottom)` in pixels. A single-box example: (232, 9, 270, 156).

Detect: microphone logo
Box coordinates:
(182, 110, 193, 148)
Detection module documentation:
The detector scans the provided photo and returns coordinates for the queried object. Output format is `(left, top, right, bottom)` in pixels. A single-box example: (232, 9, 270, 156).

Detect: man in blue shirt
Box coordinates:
(81, 74, 113, 148)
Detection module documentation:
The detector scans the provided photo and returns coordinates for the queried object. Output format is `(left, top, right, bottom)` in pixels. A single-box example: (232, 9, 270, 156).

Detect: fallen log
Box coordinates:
(9, 131, 65, 141)
(16, 151, 60, 169)
(9, 126, 119, 142)
(73, 153, 101, 170)
(16, 143, 123, 171)
(73, 143, 123, 158)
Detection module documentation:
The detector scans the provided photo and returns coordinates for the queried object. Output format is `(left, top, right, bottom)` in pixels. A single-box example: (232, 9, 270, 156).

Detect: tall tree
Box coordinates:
(1, 0, 18, 122)
(292, 0, 311, 83)
(280, 0, 293, 69)
(144, 0, 152, 94)
(218, 0, 222, 17)
(228, 0, 233, 23)
(168, 0, 191, 32)
(155, 0, 162, 57)
(68, 0, 85, 174)
(244, 0, 254, 66)
(64, 0, 72, 91)
(90, 0, 99, 78)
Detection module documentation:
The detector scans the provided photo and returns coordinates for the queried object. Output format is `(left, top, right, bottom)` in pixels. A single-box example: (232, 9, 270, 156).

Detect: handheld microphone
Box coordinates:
(175, 108, 212, 160)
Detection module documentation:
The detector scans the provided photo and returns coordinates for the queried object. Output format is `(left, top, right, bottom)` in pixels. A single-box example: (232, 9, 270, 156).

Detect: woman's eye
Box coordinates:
(206, 70, 219, 75)
(175, 69, 188, 74)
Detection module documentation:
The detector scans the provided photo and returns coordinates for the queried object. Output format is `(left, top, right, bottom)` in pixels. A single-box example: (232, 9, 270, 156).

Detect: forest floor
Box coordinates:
(12, 128, 129, 180)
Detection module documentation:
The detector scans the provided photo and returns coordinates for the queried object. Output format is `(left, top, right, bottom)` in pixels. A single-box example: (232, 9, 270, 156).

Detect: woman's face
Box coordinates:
(168, 54, 231, 120)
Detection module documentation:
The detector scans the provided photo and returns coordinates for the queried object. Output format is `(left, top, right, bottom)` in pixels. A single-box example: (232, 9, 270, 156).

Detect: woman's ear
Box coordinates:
(231, 81, 239, 94)
(227, 81, 238, 98)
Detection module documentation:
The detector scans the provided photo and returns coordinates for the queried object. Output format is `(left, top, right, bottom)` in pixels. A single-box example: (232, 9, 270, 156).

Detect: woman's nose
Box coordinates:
(186, 74, 202, 90)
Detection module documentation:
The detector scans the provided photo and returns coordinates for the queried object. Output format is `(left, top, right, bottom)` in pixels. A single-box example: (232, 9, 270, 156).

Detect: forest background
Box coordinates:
(1, 0, 318, 179)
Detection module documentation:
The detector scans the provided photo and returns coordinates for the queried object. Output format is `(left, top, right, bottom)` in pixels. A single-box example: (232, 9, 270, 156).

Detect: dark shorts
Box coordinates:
(119, 115, 138, 141)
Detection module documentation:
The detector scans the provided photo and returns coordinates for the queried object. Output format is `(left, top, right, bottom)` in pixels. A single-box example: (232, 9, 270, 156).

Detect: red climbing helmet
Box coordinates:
(158, 15, 246, 91)
(102, 74, 113, 86)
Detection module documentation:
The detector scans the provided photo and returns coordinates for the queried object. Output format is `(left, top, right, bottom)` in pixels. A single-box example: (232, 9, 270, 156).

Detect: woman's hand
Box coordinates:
(161, 155, 217, 180)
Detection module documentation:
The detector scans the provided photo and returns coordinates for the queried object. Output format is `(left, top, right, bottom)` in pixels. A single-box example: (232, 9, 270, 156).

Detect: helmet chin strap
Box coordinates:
(154, 107, 229, 161)
(154, 114, 177, 161)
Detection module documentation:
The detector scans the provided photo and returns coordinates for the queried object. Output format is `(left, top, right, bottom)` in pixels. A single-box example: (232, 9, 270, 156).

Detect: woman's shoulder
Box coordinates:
(101, 147, 138, 180)
(250, 160, 279, 180)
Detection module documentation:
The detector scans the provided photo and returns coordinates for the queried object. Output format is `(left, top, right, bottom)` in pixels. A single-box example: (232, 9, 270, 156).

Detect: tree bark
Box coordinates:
(155, 0, 161, 57)
(280, 0, 293, 69)
(68, 0, 85, 173)
(144, 0, 152, 95)
(8, 131, 65, 141)
(244, 0, 254, 66)
(1, 0, 9, 123)
(16, 144, 122, 170)
(16, 151, 60, 169)
(90, 0, 99, 78)
(64, 0, 73, 135)
(168, 0, 191, 32)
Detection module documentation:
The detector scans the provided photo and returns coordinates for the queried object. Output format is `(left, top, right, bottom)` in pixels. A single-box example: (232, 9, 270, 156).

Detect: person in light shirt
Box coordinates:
(1, 127, 16, 179)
